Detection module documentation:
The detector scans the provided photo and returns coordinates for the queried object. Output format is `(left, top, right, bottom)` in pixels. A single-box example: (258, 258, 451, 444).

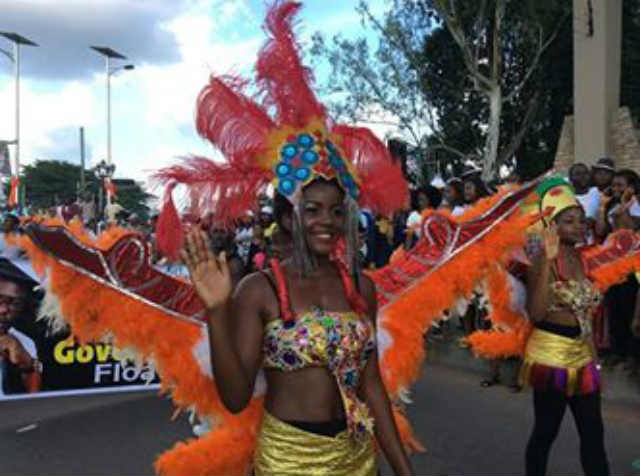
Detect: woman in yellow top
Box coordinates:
(522, 177, 609, 476)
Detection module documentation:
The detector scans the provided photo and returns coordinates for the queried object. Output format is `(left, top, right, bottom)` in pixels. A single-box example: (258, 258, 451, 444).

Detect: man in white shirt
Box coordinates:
(569, 162, 600, 245)
(569, 163, 601, 220)
(568, 162, 602, 245)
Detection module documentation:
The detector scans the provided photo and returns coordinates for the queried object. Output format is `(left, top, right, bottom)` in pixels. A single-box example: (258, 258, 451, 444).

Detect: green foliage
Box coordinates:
(310, 0, 572, 183)
(22, 160, 96, 209)
(20, 160, 153, 219)
(112, 179, 154, 220)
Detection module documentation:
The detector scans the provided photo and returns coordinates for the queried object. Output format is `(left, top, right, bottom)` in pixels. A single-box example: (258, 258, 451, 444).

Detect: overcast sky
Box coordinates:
(0, 0, 392, 200)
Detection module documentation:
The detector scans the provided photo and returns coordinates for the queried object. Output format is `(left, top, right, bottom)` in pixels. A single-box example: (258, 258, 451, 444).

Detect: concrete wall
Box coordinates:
(554, 116, 575, 173)
(554, 1, 637, 174)
(611, 107, 640, 172)
(555, 107, 640, 174)
(573, 0, 623, 165)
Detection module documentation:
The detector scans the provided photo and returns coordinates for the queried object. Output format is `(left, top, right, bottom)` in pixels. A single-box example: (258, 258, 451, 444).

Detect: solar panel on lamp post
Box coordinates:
(90, 46, 134, 206)
(0, 32, 38, 210)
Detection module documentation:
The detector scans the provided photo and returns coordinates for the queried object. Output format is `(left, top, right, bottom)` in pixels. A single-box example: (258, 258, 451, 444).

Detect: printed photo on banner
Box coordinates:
(0, 255, 158, 400)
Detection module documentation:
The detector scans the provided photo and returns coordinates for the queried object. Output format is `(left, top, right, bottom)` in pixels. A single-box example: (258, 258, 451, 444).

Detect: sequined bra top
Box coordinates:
(549, 276, 602, 340)
(261, 269, 376, 441)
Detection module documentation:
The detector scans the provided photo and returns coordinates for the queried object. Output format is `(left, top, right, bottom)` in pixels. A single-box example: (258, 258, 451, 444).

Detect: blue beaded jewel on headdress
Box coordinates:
(274, 132, 359, 200)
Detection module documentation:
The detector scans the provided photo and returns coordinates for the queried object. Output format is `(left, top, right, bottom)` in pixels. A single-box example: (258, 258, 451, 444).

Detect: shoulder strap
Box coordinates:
(268, 259, 294, 322)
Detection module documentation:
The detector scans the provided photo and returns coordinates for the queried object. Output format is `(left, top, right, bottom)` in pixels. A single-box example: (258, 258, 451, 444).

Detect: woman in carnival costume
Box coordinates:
(461, 176, 640, 475)
(156, 3, 413, 474)
(180, 184, 412, 476)
(521, 177, 610, 476)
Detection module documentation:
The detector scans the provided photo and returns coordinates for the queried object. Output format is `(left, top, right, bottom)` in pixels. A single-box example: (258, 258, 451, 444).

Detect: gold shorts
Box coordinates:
(253, 411, 377, 476)
(519, 328, 599, 396)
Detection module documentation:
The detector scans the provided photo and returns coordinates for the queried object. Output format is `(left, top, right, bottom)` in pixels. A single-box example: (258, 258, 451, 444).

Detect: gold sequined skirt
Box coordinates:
(253, 411, 377, 476)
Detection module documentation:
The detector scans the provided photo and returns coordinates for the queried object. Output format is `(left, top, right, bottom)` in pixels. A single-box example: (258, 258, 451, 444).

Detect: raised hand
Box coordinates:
(0, 334, 33, 369)
(542, 223, 559, 260)
(180, 229, 232, 310)
(599, 191, 612, 208)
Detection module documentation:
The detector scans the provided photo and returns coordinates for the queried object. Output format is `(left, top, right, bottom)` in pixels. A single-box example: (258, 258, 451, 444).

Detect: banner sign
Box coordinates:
(1, 322, 159, 400)
(44, 334, 158, 389)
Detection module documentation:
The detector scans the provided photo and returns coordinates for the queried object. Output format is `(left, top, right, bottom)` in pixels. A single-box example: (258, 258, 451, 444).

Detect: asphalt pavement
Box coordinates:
(1, 362, 639, 476)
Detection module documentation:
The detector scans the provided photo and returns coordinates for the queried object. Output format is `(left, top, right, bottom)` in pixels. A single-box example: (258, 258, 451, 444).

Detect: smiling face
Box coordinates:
(554, 206, 587, 245)
(300, 179, 346, 256)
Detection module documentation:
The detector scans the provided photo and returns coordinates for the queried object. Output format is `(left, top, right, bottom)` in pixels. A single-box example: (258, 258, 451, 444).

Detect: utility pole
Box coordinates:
(79, 127, 86, 191)
(90, 46, 134, 208)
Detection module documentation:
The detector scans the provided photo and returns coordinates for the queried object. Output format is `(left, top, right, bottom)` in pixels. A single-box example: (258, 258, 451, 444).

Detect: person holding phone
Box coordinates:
(595, 169, 640, 239)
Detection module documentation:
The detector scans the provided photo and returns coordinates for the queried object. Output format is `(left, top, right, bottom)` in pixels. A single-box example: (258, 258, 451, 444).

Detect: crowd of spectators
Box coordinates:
(567, 158, 640, 376)
(1, 158, 639, 397)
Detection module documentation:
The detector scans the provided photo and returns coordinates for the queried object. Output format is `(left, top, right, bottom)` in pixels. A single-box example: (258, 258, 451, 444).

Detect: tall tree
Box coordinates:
(311, 0, 571, 182)
(21, 160, 95, 210)
(112, 179, 153, 220)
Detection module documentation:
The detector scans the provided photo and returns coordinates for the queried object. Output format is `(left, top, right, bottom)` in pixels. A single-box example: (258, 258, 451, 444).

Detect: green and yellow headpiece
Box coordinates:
(535, 176, 581, 223)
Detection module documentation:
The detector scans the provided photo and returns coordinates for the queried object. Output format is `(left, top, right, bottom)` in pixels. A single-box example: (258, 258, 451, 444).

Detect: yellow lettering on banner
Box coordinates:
(52, 339, 128, 365)
(95, 344, 112, 362)
(54, 337, 75, 364)
(75, 345, 94, 363)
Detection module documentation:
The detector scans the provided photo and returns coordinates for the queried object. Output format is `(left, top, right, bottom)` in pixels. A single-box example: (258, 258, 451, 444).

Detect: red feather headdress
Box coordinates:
(153, 1, 408, 258)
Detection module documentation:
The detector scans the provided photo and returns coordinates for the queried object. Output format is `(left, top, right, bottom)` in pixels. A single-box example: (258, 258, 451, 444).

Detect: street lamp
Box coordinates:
(1, 31, 38, 209)
(90, 46, 134, 206)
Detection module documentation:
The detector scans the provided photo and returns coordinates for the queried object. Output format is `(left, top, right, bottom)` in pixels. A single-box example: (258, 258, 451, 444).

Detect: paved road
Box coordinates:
(1, 363, 639, 475)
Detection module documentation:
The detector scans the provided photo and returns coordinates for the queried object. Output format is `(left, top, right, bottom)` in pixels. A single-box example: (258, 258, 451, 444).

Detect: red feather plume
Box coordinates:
(155, 182, 184, 260)
(153, 74, 277, 234)
(196, 75, 275, 159)
(256, 1, 326, 127)
(332, 124, 409, 216)
(153, 0, 409, 249)
(152, 157, 272, 229)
